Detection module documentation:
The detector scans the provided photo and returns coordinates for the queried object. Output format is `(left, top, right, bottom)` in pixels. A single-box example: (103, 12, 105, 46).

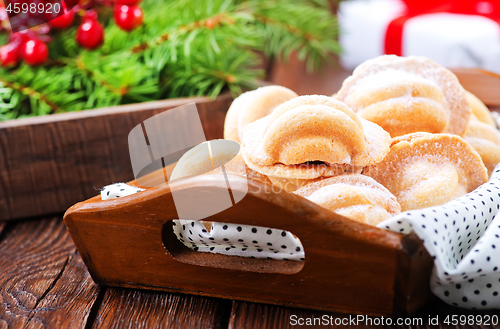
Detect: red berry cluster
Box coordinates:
(114, 0, 143, 32)
(0, 30, 48, 66)
(75, 0, 144, 49)
(0, 0, 144, 67)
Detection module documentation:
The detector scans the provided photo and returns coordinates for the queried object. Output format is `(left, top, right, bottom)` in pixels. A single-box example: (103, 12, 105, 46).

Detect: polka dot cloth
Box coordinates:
(100, 183, 145, 199)
(172, 220, 304, 261)
(101, 183, 305, 261)
(377, 164, 500, 310)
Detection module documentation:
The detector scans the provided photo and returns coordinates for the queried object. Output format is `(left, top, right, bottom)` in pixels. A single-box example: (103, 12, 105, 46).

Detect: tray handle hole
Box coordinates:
(162, 220, 305, 274)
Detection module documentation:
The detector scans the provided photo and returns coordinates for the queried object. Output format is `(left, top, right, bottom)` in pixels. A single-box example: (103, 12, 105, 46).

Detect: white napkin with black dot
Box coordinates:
(101, 183, 304, 261)
(378, 166, 500, 310)
(100, 183, 145, 199)
(172, 220, 304, 261)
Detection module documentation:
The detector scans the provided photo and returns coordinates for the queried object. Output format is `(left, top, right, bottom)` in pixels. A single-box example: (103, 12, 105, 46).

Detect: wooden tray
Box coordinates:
(63, 173, 433, 316)
(0, 93, 233, 221)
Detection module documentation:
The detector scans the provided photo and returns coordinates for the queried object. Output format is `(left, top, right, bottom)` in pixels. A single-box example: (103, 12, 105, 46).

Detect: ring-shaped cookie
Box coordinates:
(224, 86, 297, 142)
(241, 97, 391, 179)
(295, 174, 401, 226)
(364, 133, 488, 211)
(335, 55, 471, 137)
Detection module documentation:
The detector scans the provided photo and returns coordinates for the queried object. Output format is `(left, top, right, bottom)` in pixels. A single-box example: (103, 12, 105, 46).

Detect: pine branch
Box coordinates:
(130, 12, 235, 53)
(248, 0, 340, 71)
(0, 0, 341, 121)
(0, 77, 60, 112)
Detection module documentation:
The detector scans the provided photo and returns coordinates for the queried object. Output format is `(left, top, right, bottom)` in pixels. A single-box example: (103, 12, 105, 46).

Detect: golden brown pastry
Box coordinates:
(364, 133, 488, 211)
(462, 119, 500, 176)
(266, 176, 324, 193)
(466, 91, 496, 127)
(335, 55, 471, 137)
(224, 85, 298, 142)
(295, 174, 401, 226)
(241, 95, 391, 180)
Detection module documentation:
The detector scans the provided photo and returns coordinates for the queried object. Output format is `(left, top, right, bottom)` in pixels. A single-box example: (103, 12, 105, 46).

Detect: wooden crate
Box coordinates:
(0, 93, 233, 221)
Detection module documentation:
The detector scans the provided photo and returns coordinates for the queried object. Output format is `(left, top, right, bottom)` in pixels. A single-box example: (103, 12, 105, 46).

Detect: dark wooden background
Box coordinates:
(1, 215, 499, 328)
(1, 59, 500, 328)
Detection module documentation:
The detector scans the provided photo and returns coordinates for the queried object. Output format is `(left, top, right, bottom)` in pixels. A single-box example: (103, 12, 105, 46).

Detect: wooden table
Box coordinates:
(0, 214, 498, 329)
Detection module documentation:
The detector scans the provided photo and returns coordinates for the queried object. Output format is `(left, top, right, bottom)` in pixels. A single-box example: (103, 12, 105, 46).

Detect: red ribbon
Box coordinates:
(384, 0, 500, 55)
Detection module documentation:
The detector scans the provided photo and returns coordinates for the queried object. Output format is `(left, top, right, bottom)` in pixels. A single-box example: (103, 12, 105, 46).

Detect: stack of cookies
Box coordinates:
(221, 55, 497, 226)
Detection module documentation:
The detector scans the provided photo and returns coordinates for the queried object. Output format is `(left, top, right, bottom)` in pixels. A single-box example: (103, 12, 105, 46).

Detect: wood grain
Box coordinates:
(92, 288, 231, 329)
(0, 93, 233, 221)
(229, 299, 500, 329)
(452, 68, 500, 106)
(227, 301, 374, 329)
(26, 252, 101, 329)
(228, 301, 312, 329)
(0, 217, 98, 329)
(0, 214, 494, 329)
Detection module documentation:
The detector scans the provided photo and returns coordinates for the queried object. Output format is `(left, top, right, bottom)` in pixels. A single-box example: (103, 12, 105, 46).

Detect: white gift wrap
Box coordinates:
(339, 0, 500, 74)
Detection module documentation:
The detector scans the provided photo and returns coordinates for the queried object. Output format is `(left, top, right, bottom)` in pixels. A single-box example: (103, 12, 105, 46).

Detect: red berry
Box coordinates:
(76, 20, 104, 49)
(0, 43, 20, 67)
(116, 0, 142, 5)
(47, 10, 75, 29)
(21, 39, 49, 66)
(114, 5, 143, 31)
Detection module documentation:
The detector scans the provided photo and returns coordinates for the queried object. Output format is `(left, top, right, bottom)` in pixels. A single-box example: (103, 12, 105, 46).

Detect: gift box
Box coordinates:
(338, 0, 500, 74)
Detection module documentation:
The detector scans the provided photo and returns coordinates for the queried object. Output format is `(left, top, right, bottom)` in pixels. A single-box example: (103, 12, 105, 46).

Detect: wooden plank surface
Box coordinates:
(228, 300, 500, 329)
(227, 301, 340, 329)
(91, 288, 231, 329)
(0, 215, 498, 328)
(1, 62, 499, 327)
(0, 216, 98, 329)
(26, 252, 101, 329)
